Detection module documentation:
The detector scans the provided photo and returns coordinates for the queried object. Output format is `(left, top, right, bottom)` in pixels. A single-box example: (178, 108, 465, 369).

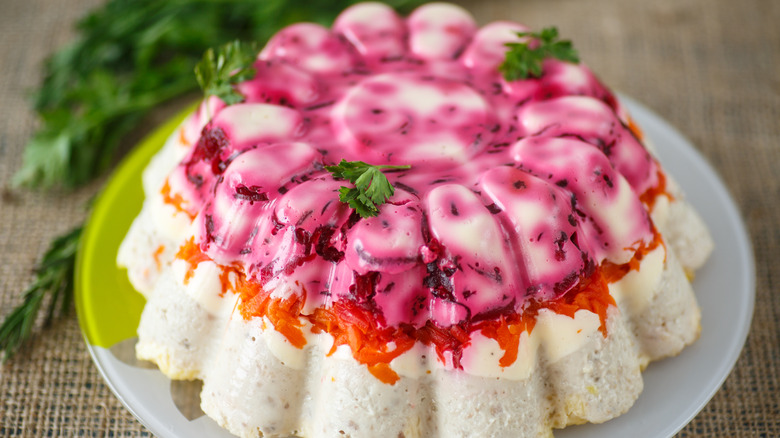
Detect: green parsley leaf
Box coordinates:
(325, 160, 411, 218)
(499, 26, 580, 81)
(195, 40, 259, 105)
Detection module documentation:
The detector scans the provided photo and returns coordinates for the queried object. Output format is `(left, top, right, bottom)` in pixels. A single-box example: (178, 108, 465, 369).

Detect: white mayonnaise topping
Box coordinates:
(608, 244, 666, 316)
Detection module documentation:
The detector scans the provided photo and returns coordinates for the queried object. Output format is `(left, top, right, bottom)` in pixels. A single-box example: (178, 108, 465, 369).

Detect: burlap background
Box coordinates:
(1, 0, 777, 436)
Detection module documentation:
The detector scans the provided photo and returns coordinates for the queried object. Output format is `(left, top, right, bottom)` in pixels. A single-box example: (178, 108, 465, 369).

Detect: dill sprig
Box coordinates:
(0, 226, 81, 362)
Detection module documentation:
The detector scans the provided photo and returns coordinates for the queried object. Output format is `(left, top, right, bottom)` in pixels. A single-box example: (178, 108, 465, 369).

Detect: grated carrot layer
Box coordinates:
(172, 222, 662, 384)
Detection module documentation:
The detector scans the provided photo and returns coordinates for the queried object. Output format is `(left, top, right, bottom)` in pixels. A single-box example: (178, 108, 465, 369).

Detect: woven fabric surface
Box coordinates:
(1, 0, 777, 436)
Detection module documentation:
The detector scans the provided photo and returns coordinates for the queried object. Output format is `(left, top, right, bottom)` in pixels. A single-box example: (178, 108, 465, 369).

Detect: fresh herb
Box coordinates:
(499, 27, 580, 81)
(0, 226, 81, 362)
(325, 160, 411, 218)
(195, 40, 259, 105)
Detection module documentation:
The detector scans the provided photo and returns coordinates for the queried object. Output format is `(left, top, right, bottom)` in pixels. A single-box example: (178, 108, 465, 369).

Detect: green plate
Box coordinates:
(75, 105, 193, 348)
(74, 103, 236, 436)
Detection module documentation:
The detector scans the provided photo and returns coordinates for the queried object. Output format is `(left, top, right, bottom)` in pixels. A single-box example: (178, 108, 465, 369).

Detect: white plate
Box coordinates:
(79, 96, 755, 438)
(556, 95, 755, 438)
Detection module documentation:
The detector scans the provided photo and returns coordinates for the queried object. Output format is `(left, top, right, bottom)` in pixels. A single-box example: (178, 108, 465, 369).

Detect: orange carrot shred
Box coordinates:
(640, 170, 674, 210)
(367, 363, 400, 385)
(152, 245, 165, 271)
(175, 237, 210, 284)
(179, 127, 191, 147)
(161, 178, 196, 220)
(626, 116, 644, 141)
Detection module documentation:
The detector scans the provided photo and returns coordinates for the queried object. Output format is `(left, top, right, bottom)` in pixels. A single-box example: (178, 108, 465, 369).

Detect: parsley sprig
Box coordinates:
(0, 226, 81, 362)
(499, 27, 580, 81)
(325, 160, 411, 218)
(195, 40, 259, 105)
